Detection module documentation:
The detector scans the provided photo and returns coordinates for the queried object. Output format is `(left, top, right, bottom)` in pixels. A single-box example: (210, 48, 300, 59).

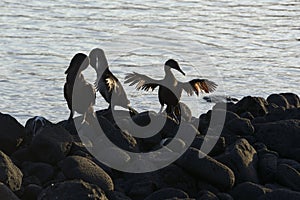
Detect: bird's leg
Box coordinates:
(159, 105, 164, 113)
(171, 106, 180, 124)
(67, 110, 74, 123)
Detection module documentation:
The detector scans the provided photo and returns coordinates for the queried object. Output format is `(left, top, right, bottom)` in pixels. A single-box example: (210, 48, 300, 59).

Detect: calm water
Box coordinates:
(0, 0, 299, 125)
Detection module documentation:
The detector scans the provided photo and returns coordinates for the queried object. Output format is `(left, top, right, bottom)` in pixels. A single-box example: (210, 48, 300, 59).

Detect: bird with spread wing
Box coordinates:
(125, 59, 217, 122)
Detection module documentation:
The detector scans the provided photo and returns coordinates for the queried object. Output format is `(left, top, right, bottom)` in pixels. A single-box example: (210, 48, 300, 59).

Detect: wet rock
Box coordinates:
(196, 190, 218, 200)
(0, 182, 20, 200)
(96, 116, 138, 152)
(267, 94, 290, 109)
(277, 158, 300, 171)
(224, 117, 254, 136)
(276, 164, 300, 192)
(21, 162, 54, 184)
(233, 96, 269, 117)
(0, 113, 25, 155)
(157, 164, 198, 196)
(257, 188, 300, 200)
(0, 150, 23, 191)
(127, 179, 157, 200)
(240, 112, 255, 120)
(11, 148, 35, 164)
(230, 182, 271, 200)
(58, 156, 114, 191)
(144, 188, 189, 200)
(29, 125, 73, 164)
(215, 139, 259, 184)
(22, 184, 42, 200)
(176, 147, 235, 190)
(38, 180, 108, 200)
(257, 152, 278, 183)
(191, 135, 226, 157)
(255, 119, 300, 162)
(217, 193, 234, 200)
(280, 93, 300, 108)
(106, 191, 132, 200)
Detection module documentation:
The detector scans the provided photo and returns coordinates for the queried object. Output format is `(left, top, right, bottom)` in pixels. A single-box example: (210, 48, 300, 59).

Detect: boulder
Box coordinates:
(38, 180, 108, 200)
(257, 152, 278, 183)
(157, 164, 197, 196)
(258, 188, 300, 200)
(23, 184, 42, 200)
(144, 188, 189, 200)
(267, 94, 290, 109)
(106, 191, 132, 200)
(21, 162, 54, 184)
(29, 125, 73, 164)
(255, 119, 300, 162)
(0, 151, 23, 191)
(215, 139, 259, 184)
(233, 96, 268, 117)
(0, 182, 20, 200)
(0, 113, 25, 155)
(280, 93, 300, 108)
(224, 117, 254, 136)
(217, 193, 234, 200)
(230, 182, 271, 200)
(58, 156, 114, 191)
(276, 164, 300, 192)
(197, 190, 218, 200)
(176, 147, 235, 190)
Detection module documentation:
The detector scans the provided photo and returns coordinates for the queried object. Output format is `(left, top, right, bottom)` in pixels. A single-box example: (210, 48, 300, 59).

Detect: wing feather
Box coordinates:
(181, 79, 217, 96)
(125, 72, 160, 91)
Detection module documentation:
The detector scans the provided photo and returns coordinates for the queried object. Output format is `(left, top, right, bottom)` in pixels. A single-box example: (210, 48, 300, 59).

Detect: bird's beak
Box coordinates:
(178, 68, 185, 76)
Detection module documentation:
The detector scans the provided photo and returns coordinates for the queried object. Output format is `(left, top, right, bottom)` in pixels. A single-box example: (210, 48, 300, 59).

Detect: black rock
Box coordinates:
(58, 156, 114, 191)
(0, 150, 23, 192)
(0, 113, 25, 155)
(127, 178, 157, 200)
(277, 158, 300, 171)
(233, 96, 269, 117)
(255, 119, 300, 162)
(38, 180, 108, 200)
(157, 164, 198, 197)
(215, 139, 259, 184)
(21, 162, 54, 184)
(267, 94, 290, 109)
(0, 182, 20, 200)
(257, 188, 300, 200)
(276, 164, 300, 192)
(216, 193, 234, 200)
(176, 147, 235, 190)
(230, 182, 271, 200)
(191, 135, 226, 157)
(224, 117, 254, 136)
(22, 184, 42, 200)
(196, 190, 218, 200)
(106, 191, 132, 200)
(257, 152, 278, 183)
(280, 93, 300, 108)
(144, 188, 189, 200)
(29, 125, 73, 164)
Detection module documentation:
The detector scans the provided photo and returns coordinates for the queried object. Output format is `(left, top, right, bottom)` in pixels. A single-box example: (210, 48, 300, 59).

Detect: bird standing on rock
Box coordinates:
(64, 53, 96, 123)
(89, 48, 136, 113)
(125, 59, 217, 121)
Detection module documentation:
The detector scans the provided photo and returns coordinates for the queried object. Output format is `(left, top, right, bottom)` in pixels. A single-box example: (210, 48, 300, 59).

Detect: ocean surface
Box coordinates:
(0, 0, 299, 125)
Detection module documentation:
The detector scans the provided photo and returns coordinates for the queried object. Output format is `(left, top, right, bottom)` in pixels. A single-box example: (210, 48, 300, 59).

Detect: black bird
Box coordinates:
(64, 53, 96, 123)
(89, 48, 136, 113)
(125, 59, 217, 120)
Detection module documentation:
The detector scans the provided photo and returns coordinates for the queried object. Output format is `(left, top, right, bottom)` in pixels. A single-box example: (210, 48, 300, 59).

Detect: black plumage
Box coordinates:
(125, 59, 217, 119)
(64, 53, 96, 122)
(89, 48, 135, 112)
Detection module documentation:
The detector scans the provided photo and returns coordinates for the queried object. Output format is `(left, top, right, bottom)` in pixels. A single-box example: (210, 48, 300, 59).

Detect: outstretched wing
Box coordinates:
(124, 72, 160, 91)
(181, 79, 217, 96)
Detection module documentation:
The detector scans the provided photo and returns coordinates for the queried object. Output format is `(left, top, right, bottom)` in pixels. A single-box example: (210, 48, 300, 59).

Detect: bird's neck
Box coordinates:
(164, 65, 175, 79)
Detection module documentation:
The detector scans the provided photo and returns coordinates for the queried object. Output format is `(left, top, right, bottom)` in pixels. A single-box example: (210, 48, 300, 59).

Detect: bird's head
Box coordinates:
(165, 59, 185, 76)
(89, 48, 109, 72)
(65, 53, 89, 74)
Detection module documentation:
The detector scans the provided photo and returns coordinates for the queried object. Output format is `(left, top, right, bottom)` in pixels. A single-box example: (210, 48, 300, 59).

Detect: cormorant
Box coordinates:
(124, 59, 217, 120)
(64, 53, 96, 123)
(89, 48, 136, 113)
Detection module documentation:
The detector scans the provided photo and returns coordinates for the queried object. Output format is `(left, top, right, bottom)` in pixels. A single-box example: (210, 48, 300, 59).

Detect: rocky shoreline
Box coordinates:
(0, 92, 299, 200)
